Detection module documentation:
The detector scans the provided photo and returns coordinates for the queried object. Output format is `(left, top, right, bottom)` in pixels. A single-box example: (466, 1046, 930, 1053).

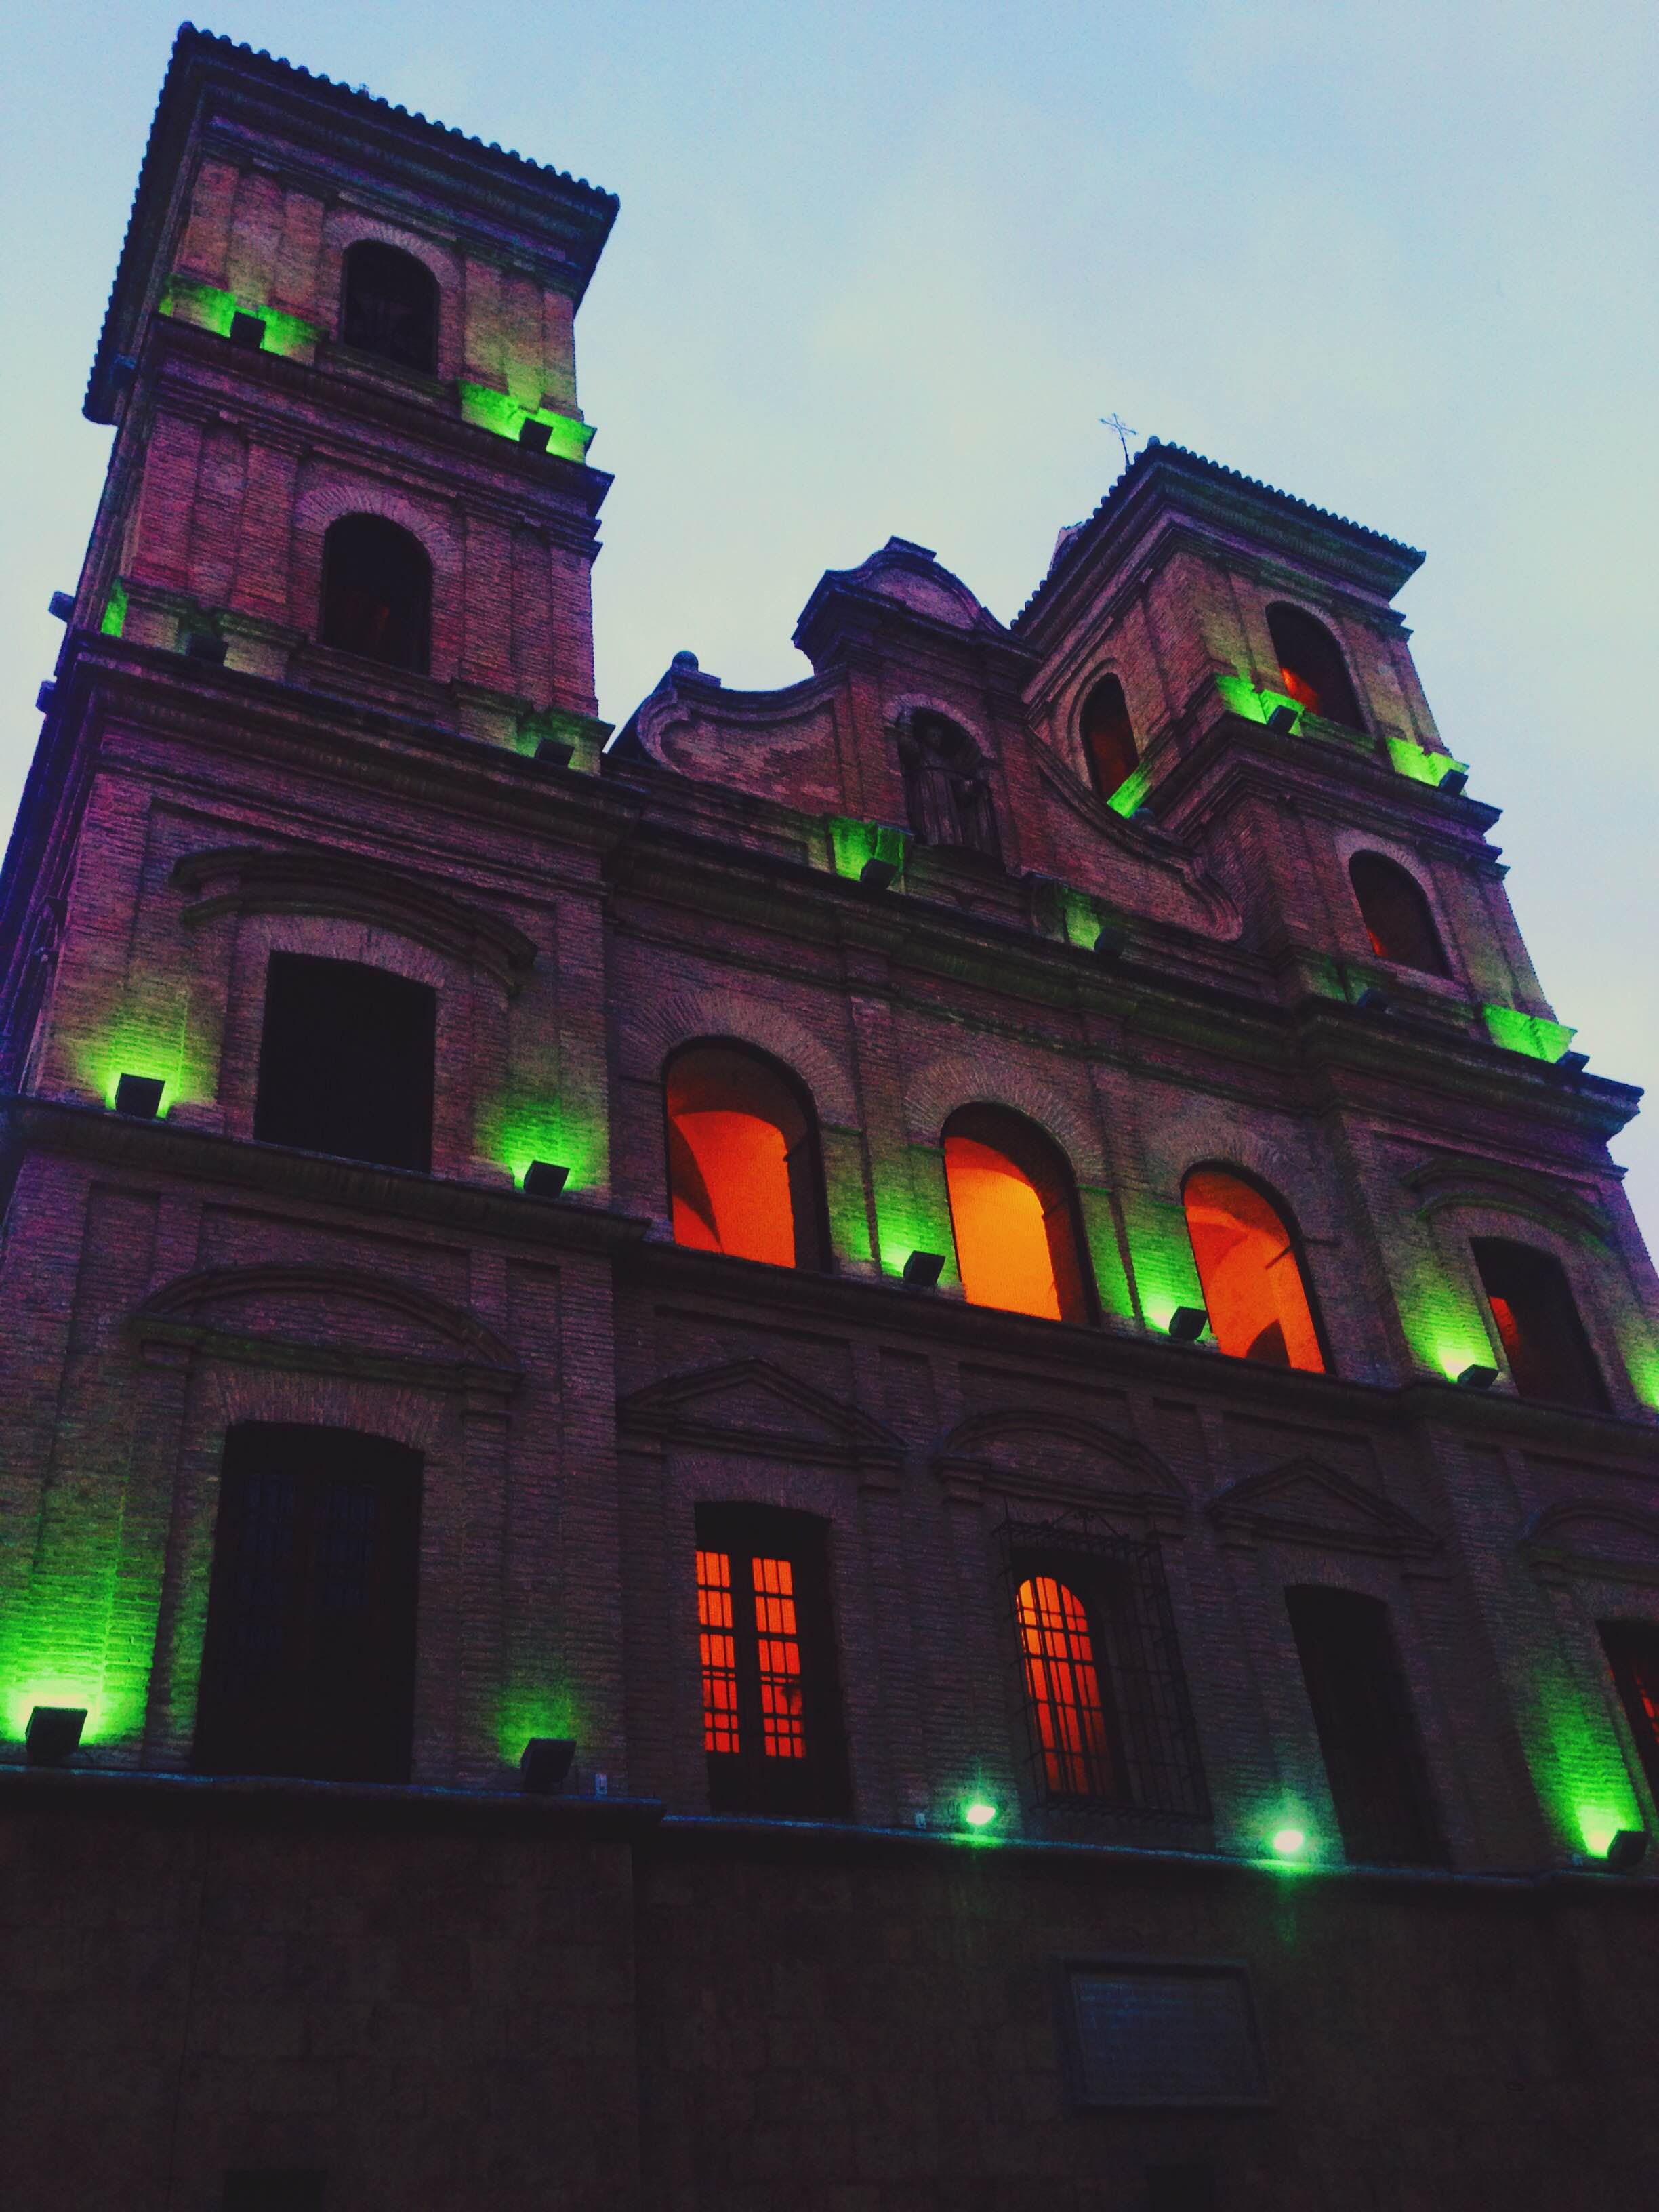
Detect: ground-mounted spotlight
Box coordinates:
(1456, 1364, 1499, 1390)
(518, 417, 553, 452)
(1093, 923, 1130, 964)
(228, 310, 266, 350)
(49, 591, 75, 623)
(520, 1737, 577, 1795)
(183, 631, 227, 665)
(1606, 1828, 1649, 1873)
(114, 1073, 165, 1120)
(535, 733, 575, 767)
(962, 1798, 998, 1830)
(1439, 768, 1469, 796)
(522, 1160, 570, 1199)
(1265, 703, 1299, 733)
(25, 1705, 86, 1766)
(903, 1250, 945, 1288)
(1355, 987, 1391, 1013)
(1168, 1306, 1208, 1343)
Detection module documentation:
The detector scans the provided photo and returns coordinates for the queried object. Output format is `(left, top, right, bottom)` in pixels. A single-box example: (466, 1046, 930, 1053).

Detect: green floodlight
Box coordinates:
(962, 1798, 998, 1829)
(1270, 1826, 1306, 1858)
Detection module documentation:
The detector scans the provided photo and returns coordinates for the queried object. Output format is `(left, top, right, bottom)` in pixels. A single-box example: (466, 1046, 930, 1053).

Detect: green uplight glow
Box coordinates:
(1216, 671, 1304, 734)
(100, 581, 128, 639)
(75, 994, 211, 1118)
(827, 817, 908, 884)
(874, 1147, 956, 1282)
(1105, 761, 1155, 819)
(478, 1092, 606, 1195)
(1578, 1806, 1631, 1859)
(1123, 1193, 1206, 1333)
(1386, 735, 1469, 791)
(962, 1799, 998, 1828)
(1481, 1006, 1577, 1063)
(457, 380, 597, 463)
(495, 1683, 582, 1767)
(159, 275, 320, 362)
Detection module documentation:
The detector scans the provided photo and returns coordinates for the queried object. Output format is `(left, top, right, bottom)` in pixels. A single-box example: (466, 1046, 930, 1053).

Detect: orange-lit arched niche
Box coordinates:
(1182, 1166, 1324, 1371)
(665, 1042, 826, 1270)
(1266, 603, 1364, 730)
(942, 1105, 1093, 1323)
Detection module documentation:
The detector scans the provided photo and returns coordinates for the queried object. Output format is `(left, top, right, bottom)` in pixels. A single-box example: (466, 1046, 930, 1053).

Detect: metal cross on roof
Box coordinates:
(1100, 413, 1137, 469)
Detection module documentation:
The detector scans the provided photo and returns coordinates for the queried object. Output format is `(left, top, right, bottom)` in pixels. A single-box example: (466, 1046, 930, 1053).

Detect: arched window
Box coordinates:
(1267, 603, 1364, 729)
(1471, 1238, 1607, 1410)
(943, 1105, 1092, 1324)
(1017, 1573, 1118, 1797)
(665, 1043, 826, 1270)
(321, 516, 432, 672)
(1349, 853, 1448, 975)
(1080, 675, 1138, 802)
(898, 712, 1000, 860)
(341, 241, 438, 373)
(1182, 1168, 1324, 1372)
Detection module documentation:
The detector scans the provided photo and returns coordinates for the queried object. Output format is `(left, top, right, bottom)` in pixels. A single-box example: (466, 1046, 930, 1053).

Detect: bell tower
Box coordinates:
(73, 25, 616, 754)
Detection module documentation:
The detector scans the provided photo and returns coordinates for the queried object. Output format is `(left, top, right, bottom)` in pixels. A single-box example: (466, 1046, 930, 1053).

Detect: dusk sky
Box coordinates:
(3, 3, 1654, 1233)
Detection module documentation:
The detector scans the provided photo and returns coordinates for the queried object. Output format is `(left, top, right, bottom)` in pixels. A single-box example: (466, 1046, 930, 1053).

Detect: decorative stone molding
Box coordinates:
(1206, 1458, 1441, 1561)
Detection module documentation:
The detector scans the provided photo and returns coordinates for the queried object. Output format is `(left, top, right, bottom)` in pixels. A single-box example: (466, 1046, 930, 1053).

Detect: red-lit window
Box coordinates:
(1472, 1239, 1607, 1410)
(1349, 853, 1448, 975)
(321, 514, 432, 672)
(1017, 1575, 1117, 1797)
(665, 1043, 826, 1270)
(943, 1105, 1094, 1324)
(1599, 1620, 1659, 1805)
(693, 1506, 848, 1816)
(1080, 675, 1139, 802)
(1266, 603, 1364, 730)
(1183, 1168, 1324, 1372)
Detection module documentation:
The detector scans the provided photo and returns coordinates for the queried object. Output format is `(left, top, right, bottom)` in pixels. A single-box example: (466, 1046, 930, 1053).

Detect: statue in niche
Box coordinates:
(898, 710, 1001, 860)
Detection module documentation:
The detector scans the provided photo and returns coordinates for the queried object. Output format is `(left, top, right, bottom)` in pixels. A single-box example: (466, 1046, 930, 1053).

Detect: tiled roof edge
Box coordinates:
(1010, 438, 1425, 632)
(85, 22, 618, 421)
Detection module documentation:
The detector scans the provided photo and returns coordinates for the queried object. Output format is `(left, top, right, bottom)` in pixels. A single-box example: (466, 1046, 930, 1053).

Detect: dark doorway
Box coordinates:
(194, 1424, 422, 1784)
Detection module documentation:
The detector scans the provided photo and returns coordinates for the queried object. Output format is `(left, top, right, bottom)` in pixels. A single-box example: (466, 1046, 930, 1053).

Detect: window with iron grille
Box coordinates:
(694, 1504, 849, 1818)
(194, 1424, 422, 1784)
(1284, 1586, 1444, 1866)
(1599, 1619, 1659, 1807)
(997, 1513, 1208, 1822)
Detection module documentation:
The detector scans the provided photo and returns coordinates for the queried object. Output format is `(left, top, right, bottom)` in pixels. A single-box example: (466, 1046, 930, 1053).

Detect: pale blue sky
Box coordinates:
(3, 3, 1656, 1234)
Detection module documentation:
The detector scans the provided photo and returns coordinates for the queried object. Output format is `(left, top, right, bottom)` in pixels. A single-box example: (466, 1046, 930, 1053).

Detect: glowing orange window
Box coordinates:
(1183, 1168, 1324, 1372)
(1266, 602, 1364, 729)
(665, 1044, 823, 1269)
(943, 1107, 1092, 1324)
(1017, 1574, 1115, 1797)
(696, 1548, 740, 1754)
(752, 1556, 806, 1759)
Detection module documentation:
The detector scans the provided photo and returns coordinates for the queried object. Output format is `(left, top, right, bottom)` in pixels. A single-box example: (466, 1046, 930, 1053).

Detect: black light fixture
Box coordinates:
(1265, 703, 1299, 733)
(228, 310, 266, 350)
(25, 1705, 85, 1766)
(1606, 1828, 1649, 1873)
(114, 1073, 165, 1119)
(183, 631, 227, 665)
(1093, 922, 1130, 964)
(903, 1250, 945, 1287)
(1456, 1363, 1499, 1390)
(1556, 1050, 1589, 1076)
(1439, 768, 1469, 796)
(48, 591, 75, 623)
(518, 417, 553, 452)
(35, 682, 56, 715)
(861, 853, 900, 889)
(523, 1160, 569, 1199)
(1356, 986, 1391, 1013)
(520, 1737, 576, 1794)
(1168, 1305, 1208, 1343)
(535, 733, 575, 767)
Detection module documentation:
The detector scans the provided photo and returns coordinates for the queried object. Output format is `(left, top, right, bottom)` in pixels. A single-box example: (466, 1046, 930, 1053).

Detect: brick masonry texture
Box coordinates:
(2, 25, 1659, 2210)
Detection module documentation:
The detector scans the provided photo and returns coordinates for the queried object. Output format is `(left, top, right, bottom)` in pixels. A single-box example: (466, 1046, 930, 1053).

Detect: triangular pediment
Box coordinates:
(1208, 1459, 1441, 1559)
(934, 1409, 1185, 1515)
(618, 1358, 899, 1465)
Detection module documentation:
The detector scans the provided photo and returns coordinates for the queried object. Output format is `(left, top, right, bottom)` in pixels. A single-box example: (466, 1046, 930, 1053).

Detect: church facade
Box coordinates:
(3, 27, 1659, 2211)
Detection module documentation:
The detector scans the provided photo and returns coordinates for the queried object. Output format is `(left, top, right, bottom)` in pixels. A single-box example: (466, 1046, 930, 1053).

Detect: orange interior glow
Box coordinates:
(1017, 1575, 1113, 1796)
(697, 1549, 740, 1754)
(669, 1108, 796, 1265)
(752, 1555, 806, 1760)
(1183, 1168, 1323, 1371)
(945, 1134, 1061, 1319)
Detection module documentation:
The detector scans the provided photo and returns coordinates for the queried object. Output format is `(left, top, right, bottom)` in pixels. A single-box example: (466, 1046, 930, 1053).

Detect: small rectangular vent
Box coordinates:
(1065, 1961, 1268, 2108)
